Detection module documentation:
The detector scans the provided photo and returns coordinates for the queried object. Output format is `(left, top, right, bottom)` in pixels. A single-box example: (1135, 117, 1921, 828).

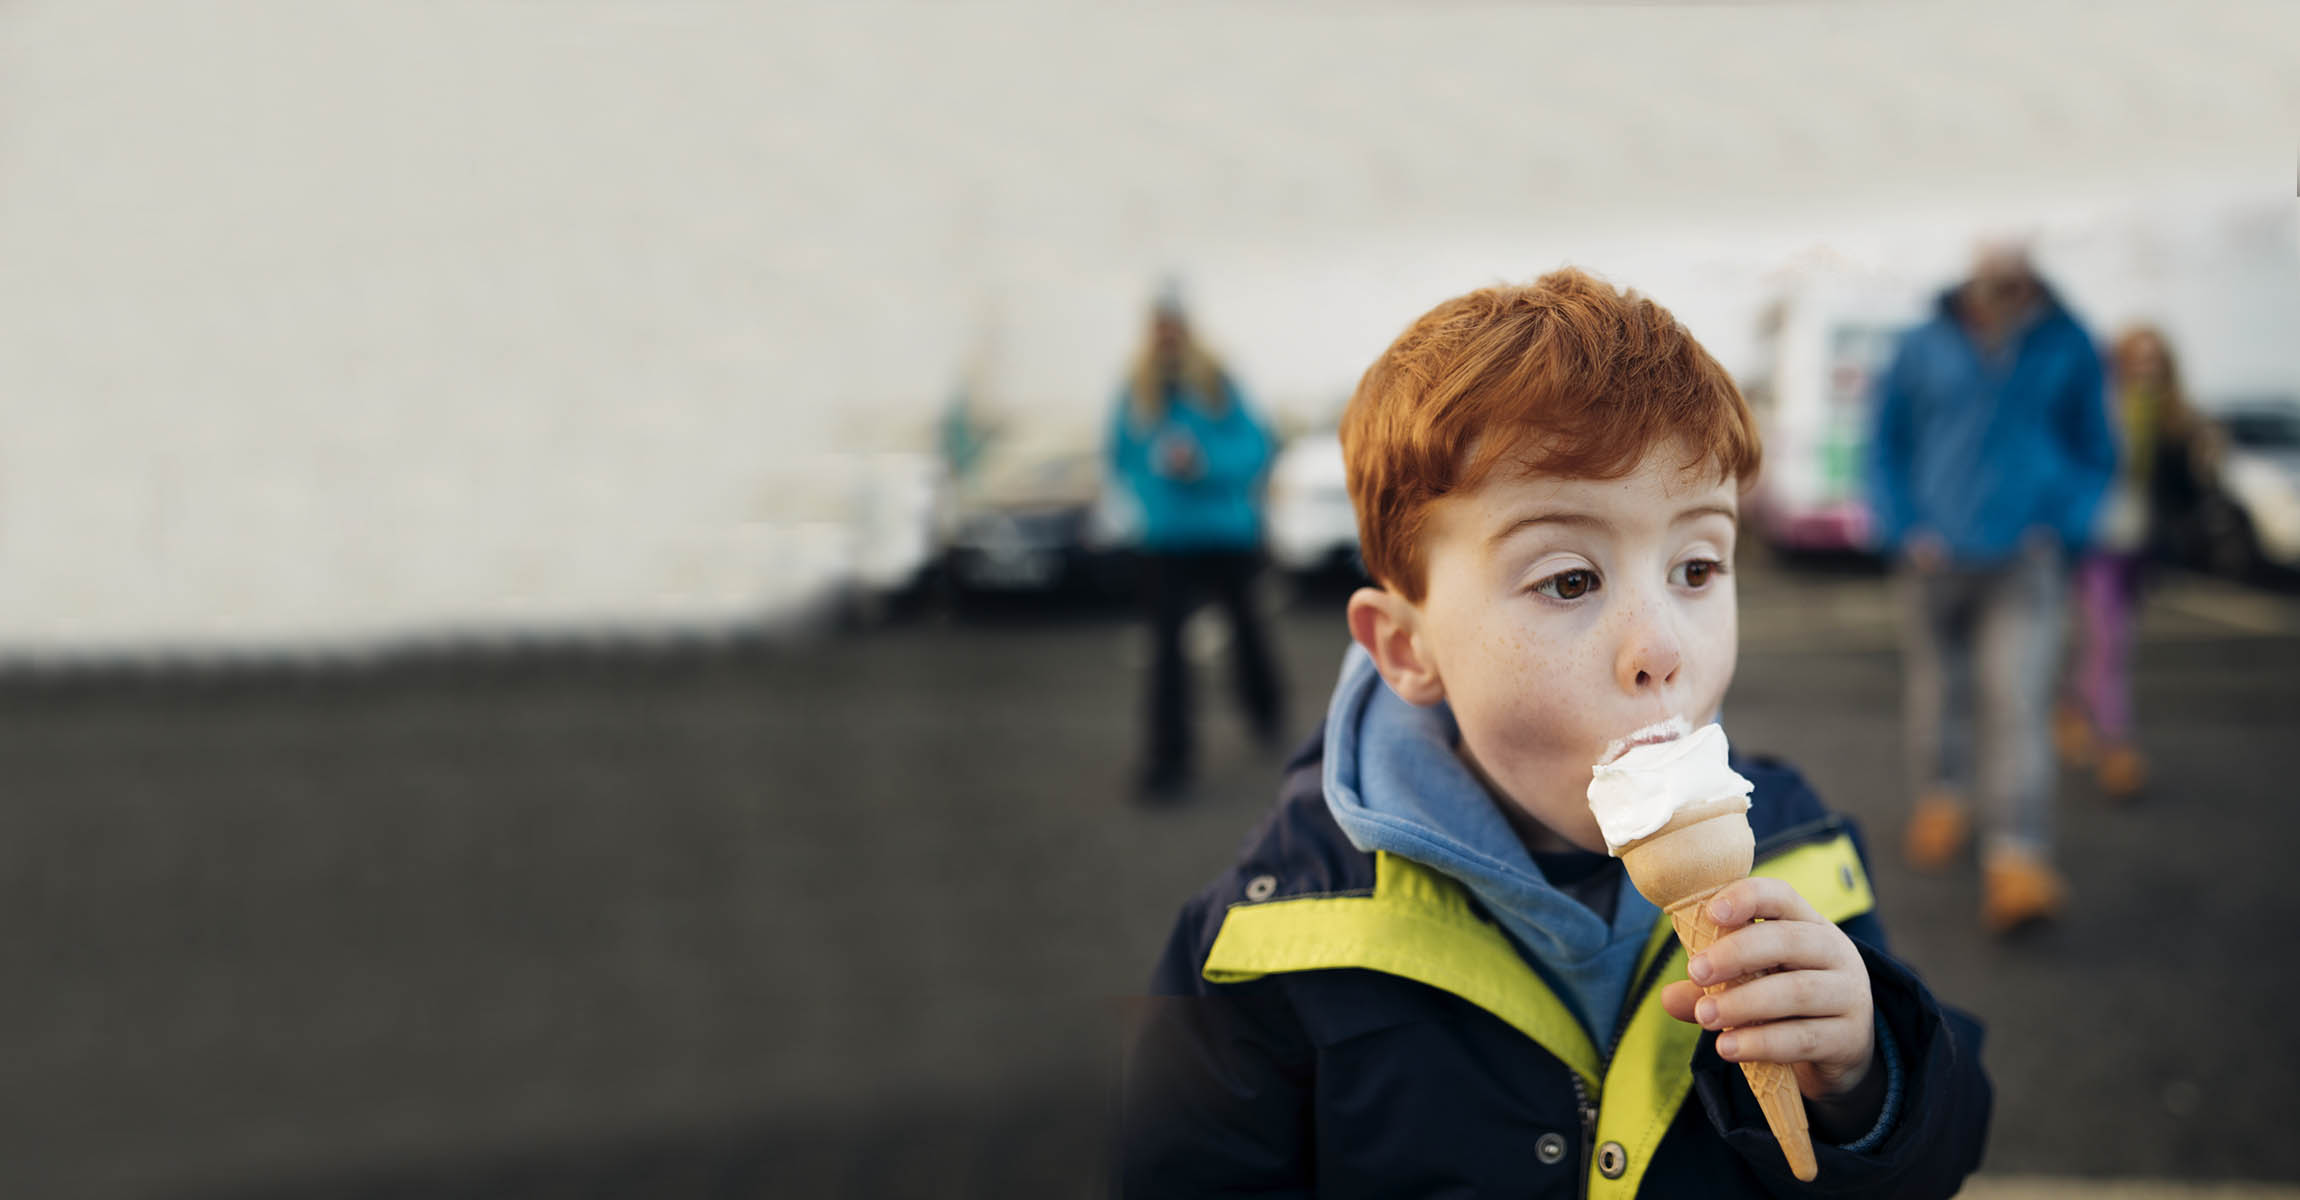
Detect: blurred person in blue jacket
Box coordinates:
(1867, 243, 2115, 933)
(1107, 293, 1285, 800)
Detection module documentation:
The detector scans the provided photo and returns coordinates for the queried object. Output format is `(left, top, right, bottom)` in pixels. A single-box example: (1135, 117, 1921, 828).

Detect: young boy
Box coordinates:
(1120, 270, 1991, 1198)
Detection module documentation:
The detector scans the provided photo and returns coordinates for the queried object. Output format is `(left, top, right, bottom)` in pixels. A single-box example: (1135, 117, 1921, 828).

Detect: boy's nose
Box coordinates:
(1615, 601, 1683, 694)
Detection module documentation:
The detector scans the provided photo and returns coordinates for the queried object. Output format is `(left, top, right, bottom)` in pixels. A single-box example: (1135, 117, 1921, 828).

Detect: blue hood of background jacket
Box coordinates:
(1320, 645, 1658, 1042)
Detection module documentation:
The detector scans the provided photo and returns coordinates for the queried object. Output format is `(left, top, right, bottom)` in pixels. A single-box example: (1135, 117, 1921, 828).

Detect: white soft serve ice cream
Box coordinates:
(1586, 719, 1755, 855)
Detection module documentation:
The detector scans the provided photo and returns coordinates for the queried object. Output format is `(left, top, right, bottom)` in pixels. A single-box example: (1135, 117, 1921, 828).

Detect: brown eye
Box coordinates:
(1673, 559, 1723, 589)
(1535, 569, 1599, 601)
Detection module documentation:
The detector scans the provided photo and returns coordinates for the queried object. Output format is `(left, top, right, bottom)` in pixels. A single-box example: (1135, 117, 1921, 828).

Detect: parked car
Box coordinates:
(1265, 431, 1362, 580)
(838, 449, 950, 625)
(939, 433, 1136, 601)
(2191, 398, 2300, 577)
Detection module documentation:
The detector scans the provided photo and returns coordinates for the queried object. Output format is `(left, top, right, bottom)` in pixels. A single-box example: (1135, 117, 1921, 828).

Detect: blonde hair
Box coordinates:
(2111, 325, 2196, 436)
(1128, 321, 1231, 429)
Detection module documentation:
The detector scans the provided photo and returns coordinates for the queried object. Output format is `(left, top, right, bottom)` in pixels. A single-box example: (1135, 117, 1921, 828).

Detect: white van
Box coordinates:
(1743, 272, 1929, 555)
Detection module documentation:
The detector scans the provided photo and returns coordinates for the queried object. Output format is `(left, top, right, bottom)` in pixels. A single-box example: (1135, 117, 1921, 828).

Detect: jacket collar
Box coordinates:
(1319, 645, 1662, 1038)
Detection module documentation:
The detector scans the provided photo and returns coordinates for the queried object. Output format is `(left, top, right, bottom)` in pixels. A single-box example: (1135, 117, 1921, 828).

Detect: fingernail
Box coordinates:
(1696, 998, 1718, 1027)
(1711, 897, 1732, 922)
(1688, 955, 1711, 984)
(1717, 1033, 1739, 1058)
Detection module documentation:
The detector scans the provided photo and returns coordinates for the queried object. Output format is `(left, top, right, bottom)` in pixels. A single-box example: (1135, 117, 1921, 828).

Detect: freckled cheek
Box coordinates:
(1688, 609, 1739, 709)
(1462, 635, 1587, 754)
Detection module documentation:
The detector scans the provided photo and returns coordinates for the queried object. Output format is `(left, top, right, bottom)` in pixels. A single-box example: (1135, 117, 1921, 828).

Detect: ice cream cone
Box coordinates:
(1619, 798, 1819, 1183)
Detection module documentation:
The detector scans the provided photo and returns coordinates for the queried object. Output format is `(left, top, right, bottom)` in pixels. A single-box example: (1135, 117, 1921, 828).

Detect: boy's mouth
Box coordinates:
(1597, 717, 1691, 767)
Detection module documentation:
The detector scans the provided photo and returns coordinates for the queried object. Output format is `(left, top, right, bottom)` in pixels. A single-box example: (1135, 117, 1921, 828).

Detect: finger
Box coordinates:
(1707, 876, 1825, 929)
(1715, 1015, 1865, 1069)
(1660, 979, 1703, 1024)
(1696, 969, 1866, 1031)
(1689, 919, 1848, 985)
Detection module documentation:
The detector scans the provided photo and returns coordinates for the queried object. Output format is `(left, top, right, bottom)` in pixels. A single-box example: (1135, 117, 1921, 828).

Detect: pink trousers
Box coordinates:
(2070, 553, 2143, 745)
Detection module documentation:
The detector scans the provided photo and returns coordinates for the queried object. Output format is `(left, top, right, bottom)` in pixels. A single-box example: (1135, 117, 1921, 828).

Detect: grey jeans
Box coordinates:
(1899, 541, 2066, 859)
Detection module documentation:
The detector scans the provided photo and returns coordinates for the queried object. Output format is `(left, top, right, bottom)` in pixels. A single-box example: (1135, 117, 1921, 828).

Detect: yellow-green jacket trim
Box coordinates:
(1201, 828, 1875, 1196)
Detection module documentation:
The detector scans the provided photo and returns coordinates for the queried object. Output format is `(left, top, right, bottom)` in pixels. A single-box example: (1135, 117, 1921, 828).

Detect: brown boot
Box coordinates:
(2053, 702, 2095, 769)
(2096, 745, 2147, 802)
(1903, 792, 1972, 873)
(1983, 848, 2068, 934)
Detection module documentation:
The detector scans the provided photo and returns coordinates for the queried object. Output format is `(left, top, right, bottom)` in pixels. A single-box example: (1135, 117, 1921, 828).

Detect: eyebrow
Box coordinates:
(1486, 503, 1739, 551)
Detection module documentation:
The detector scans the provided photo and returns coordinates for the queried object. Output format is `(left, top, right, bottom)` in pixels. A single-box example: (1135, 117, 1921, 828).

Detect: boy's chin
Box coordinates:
(1459, 746, 1609, 854)
(1550, 827, 1611, 856)
(1498, 797, 1607, 856)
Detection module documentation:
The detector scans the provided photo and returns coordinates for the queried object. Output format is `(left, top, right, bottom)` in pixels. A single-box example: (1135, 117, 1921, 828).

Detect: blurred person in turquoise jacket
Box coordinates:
(1867, 243, 2115, 934)
(1107, 295, 1285, 800)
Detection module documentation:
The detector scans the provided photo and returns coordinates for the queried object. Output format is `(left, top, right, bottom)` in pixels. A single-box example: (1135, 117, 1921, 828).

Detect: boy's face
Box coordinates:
(1386, 445, 1741, 854)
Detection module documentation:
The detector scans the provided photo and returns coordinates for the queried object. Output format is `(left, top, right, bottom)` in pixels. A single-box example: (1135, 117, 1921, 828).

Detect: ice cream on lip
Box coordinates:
(1585, 718, 1755, 855)
(1597, 715, 1693, 768)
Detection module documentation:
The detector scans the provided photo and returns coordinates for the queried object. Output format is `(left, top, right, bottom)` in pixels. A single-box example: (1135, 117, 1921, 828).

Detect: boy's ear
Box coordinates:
(1346, 586, 1445, 706)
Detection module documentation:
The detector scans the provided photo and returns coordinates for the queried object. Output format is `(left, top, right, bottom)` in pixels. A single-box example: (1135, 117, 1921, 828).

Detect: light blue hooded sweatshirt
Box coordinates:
(1321, 644, 1660, 1045)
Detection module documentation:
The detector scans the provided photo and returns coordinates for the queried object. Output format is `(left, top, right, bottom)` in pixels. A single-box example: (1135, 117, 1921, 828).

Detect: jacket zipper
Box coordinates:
(1571, 1072, 1597, 1200)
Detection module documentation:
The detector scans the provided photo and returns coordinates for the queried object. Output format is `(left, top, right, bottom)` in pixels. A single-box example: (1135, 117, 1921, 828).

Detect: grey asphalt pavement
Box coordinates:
(3, 559, 2296, 1197)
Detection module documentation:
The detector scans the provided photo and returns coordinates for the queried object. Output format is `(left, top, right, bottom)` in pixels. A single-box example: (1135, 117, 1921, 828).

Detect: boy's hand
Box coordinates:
(1659, 876, 1876, 1104)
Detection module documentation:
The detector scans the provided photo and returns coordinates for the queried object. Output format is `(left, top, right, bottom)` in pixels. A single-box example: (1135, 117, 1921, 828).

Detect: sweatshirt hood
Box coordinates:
(1320, 645, 1659, 1039)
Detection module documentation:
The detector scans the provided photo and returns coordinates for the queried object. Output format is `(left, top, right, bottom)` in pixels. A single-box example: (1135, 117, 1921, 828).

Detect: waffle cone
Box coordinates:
(1669, 891, 1818, 1183)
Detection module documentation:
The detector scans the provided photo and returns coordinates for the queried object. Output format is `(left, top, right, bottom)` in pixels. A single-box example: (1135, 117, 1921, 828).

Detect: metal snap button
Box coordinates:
(1244, 874, 1277, 902)
(1535, 1132, 1567, 1165)
(1597, 1141, 1628, 1179)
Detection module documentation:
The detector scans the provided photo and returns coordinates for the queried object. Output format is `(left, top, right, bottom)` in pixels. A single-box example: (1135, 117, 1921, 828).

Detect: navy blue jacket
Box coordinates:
(1121, 735, 1991, 1198)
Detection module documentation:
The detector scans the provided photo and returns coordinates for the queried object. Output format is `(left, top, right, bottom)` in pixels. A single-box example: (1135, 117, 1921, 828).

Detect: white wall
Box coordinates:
(0, 0, 2293, 656)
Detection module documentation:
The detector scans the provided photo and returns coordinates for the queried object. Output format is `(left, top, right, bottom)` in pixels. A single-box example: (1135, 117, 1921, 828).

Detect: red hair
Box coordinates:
(1341, 268, 1760, 602)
